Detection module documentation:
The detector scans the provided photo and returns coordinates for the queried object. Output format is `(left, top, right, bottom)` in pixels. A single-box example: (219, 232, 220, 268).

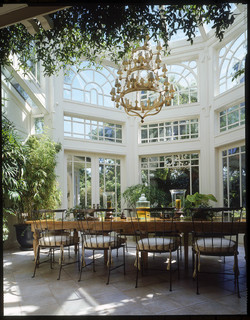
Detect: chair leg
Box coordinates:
(78, 254, 84, 282)
(123, 245, 126, 275)
(32, 245, 40, 278)
(169, 251, 172, 292)
(93, 250, 96, 272)
(57, 247, 64, 280)
(234, 252, 241, 298)
(196, 252, 200, 295)
(106, 247, 112, 285)
(135, 250, 139, 288)
(177, 246, 180, 280)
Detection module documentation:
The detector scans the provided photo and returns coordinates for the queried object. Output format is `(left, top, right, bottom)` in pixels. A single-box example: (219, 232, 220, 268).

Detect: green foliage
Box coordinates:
(184, 192, 217, 217)
(2, 114, 27, 240)
(21, 133, 62, 217)
(0, 4, 236, 76)
(122, 184, 167, 208)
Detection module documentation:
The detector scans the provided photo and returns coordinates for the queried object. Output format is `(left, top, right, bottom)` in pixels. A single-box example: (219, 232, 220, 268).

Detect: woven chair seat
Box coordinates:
(39, 235, 76, 246)
(84, 235, 122, 249)
(194, 237, 236, 254)
(137, 237, 179, 251)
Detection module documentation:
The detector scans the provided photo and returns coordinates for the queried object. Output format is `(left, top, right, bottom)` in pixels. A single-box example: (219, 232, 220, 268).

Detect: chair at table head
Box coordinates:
(191, 207, 243, 297)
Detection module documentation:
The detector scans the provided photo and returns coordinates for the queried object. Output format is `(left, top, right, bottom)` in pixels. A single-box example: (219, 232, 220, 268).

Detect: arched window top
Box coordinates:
(167, 61, 198, 105)
(140, 60, 198, 107)
(218, 31, 247, 94)
(63, 62, 118, 108)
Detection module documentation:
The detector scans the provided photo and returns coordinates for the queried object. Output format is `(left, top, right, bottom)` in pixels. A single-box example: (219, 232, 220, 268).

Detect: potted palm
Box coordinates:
(14, 132, 62, 249)
(2, 114, 27, 245)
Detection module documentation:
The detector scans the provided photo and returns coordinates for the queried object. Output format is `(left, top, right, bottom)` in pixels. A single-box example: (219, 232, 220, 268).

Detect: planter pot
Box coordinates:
(14, 224, 33, 250)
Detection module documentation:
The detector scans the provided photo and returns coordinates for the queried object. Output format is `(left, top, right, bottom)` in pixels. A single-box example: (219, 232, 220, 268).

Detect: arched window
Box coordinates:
(167, 61, 198, 106)
(64, 61, 118, 108)
(218, 31, 247, 94)
(141, 61, 198, 107)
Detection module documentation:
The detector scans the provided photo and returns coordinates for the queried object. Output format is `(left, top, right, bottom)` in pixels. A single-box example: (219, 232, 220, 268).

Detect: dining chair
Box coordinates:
(76, 209, 126, 284)
(191, 207, 243, 297)
(32, 209, 80, 280)
(129, 207, 181, 291)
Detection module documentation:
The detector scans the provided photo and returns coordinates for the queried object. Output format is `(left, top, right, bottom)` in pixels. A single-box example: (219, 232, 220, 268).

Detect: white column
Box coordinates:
(198, 47, 215, 195)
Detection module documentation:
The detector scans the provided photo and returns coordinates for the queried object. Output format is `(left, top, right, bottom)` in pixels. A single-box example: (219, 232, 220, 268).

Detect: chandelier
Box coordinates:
(110, 36, 175, 123)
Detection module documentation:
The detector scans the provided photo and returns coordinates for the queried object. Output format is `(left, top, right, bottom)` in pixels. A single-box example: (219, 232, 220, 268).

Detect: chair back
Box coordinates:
(32, 209, 73, 247)
(75, 209, 123, 248)
(128, 207, 178, 252)
(191, 207, 242, 254)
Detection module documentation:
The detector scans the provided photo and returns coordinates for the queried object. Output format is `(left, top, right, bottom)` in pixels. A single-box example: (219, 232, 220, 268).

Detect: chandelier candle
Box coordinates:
(110, 35, 175, 122)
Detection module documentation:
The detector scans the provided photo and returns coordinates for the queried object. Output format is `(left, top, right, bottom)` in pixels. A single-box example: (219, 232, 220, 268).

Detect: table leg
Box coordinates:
(142, 251, 148, 269)
(73, 229, 78, 254)
(33, 231, 39, 261)
(104, 250, 108, 263)
(183, 232, 189, 269)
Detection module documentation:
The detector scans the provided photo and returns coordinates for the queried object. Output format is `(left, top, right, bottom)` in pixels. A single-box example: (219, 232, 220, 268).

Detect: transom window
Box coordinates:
(140, 118, 199, 143)
(218, 31, 247, 94)
(63, 61, 117, 108)
(140, 153, 199, 204)
(219, 102, 245, 132)
(64, 115, 122, 143)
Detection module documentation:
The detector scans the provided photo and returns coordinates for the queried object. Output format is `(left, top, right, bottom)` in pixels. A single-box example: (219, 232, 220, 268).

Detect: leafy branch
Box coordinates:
(0, 4, 236, 76)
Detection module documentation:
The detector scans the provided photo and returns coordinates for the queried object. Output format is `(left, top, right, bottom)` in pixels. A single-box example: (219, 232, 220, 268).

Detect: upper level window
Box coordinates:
(168, 61, 198, 106)
(64, 115, 122, 143)
(141, 61, 198, 107)
(219, 102, 245, 132)
(27, 60, 40, 84)
(2, 67, 39, 110)
(34, 117, 44, 134)
(140, 118, 199, 144)
(218, 31, 247, 94)
(64, 61, 117, 108)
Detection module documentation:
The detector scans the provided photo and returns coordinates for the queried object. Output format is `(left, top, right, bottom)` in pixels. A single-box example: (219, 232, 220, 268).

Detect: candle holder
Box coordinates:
(170, 189, 186, 219)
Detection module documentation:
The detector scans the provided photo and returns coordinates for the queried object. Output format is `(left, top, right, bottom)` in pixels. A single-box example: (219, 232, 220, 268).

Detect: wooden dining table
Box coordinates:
(27, 213, 246, 270)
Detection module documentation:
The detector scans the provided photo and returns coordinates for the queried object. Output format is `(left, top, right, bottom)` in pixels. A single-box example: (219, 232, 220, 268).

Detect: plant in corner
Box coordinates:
(20, 132, 62, 218)
(2, 114, 27, 242)
(15, 132, 62, 249)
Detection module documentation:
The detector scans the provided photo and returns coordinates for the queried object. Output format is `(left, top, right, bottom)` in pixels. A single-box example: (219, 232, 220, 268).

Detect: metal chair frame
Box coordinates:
(76, 210, 126, 285)
(32, 209, 80, 280)
(129, 207, 181, 291)
(191, 207, 243, 297)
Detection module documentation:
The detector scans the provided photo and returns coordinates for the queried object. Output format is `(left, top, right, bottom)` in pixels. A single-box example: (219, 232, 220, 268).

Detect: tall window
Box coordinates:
(222, 145, 245, 208)
(64, 115, 122, 143)
(218, 31, 247, 94)
(67, 155, 92, 209)
(140, 153, 199, 204)
(99, 158, 121, 211)
(140, 118, 199, 143)
(63, 61, 117, 108)
(219, 102, 245, 132)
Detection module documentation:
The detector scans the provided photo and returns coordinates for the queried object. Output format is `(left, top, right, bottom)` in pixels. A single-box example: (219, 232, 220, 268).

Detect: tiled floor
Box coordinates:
(4, 238, 247, 316)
